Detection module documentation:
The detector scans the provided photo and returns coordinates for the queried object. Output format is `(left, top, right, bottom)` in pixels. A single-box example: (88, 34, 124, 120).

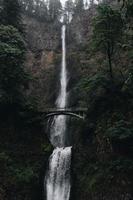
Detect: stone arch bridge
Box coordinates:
(42, 108, 88, 120)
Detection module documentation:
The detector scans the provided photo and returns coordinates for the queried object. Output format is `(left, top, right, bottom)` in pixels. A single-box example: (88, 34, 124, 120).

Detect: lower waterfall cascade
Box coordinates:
(45, 25, 72, 200)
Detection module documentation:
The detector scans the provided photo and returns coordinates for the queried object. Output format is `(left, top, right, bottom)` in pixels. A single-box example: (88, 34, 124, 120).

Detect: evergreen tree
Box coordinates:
(48, 0, 62, 21)
(0, 0, 2, 8)
(34, 0, 48, 21)
(20, 0, 49, 21)
(0, 0, 3, 23)
(92, 5, 123, 78)
(1, 0, 23, 32)
(0, 25, 28, 108)
(39, 1, 48, 20)
(65, 0, 74, 22)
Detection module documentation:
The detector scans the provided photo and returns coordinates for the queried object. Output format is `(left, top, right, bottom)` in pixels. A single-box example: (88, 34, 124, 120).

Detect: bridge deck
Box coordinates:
(42, 107, 88, 113)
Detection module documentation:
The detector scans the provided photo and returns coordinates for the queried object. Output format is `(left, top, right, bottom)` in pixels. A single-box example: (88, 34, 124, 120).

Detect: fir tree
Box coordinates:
(0, 25, 28, 108)
(92, 5, 123, 78)
(48, 0, 62, 21)
(1, 0, 23, 32)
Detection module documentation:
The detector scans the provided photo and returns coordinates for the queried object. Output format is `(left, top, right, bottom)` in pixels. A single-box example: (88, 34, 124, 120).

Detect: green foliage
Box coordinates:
(41, 143, 53, 153)
(78, 74, 109, 92)
(76, 73, 111, 106)
(0, 0, 23, 32)
(122, 66, 133, 96)
(20, 0, 50, 22)
(106, 120, 133, 141)
(48, 0, 62, 21)
(92, 5, 123, 77)
(0, 152, 12, 163)
(127, 49, 133, 59)
(12, 167, 37, 183)
(0, 25, 28, 107)
(20, 0, 62, 22)
(109, 158, 133, 172)
(126, 0, 133, 18)
(119, 0, 133, 18)
(0, 152, 37, 184)
(93, 5, 123, 50)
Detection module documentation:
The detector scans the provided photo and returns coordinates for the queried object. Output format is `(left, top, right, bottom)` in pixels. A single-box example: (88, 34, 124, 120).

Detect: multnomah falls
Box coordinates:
(45, 25, 72, 200)
(0, 0, 133, 200)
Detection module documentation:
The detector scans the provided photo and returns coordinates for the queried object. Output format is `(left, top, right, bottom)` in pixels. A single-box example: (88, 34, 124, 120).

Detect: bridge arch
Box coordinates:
(44, 112, 85, 120)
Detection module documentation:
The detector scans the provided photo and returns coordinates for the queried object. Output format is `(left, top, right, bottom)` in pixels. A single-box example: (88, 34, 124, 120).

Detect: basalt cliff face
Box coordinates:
(23, 15, 62, 110)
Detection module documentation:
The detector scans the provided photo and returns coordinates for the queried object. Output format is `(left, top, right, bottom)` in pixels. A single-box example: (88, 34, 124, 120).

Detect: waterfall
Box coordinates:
(45, 25, 72, 200)
(45, 147, 71, 200)
(50, 25, 68, 148)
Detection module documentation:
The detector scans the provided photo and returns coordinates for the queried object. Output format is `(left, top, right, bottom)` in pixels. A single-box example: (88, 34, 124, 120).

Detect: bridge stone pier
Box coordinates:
(42, 108, 88, 120)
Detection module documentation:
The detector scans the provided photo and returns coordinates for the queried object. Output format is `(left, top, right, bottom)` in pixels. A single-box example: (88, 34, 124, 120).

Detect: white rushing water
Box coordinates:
(50, 25, 68, 148)
(46, 147, 71, 200)
(45, 25, 72, 200)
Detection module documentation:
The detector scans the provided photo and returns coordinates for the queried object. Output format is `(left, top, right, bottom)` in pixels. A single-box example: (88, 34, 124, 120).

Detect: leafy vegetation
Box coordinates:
(19, 0, 62, 22)
(0, 1, 51, 199)
(0, 25, 28, 109)
(106, 120, 133, 141)
(70, 1, 133, 199)
(92, 5, 123, 78)
(0, 0, 23, 32)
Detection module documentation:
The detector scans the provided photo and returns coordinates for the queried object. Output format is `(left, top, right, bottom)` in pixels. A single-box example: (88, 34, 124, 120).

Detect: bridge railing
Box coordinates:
(42, 107, 88, 113)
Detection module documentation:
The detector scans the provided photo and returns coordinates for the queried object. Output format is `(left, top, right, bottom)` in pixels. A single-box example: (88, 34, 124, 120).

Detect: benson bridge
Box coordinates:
(42, 108, 88, 120)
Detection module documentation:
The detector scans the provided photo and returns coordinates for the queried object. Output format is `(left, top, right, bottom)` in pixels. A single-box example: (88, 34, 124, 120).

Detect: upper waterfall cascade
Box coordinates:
(45, 25, 72, 200)
(50, 25, 68, 148)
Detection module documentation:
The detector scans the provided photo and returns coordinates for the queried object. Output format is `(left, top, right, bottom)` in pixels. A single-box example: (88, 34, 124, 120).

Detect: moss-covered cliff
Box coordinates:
(23, 15, 62, 110)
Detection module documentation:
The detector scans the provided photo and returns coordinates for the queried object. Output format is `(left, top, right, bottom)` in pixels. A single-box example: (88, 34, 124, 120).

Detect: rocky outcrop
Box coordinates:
(24, 15, 61, 51)
(23, 15, 62, 110)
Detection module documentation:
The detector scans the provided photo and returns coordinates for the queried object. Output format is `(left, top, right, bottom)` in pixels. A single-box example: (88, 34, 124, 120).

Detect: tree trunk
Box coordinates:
(107, 43, 113, 79)
(108, 52, 113, 79)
